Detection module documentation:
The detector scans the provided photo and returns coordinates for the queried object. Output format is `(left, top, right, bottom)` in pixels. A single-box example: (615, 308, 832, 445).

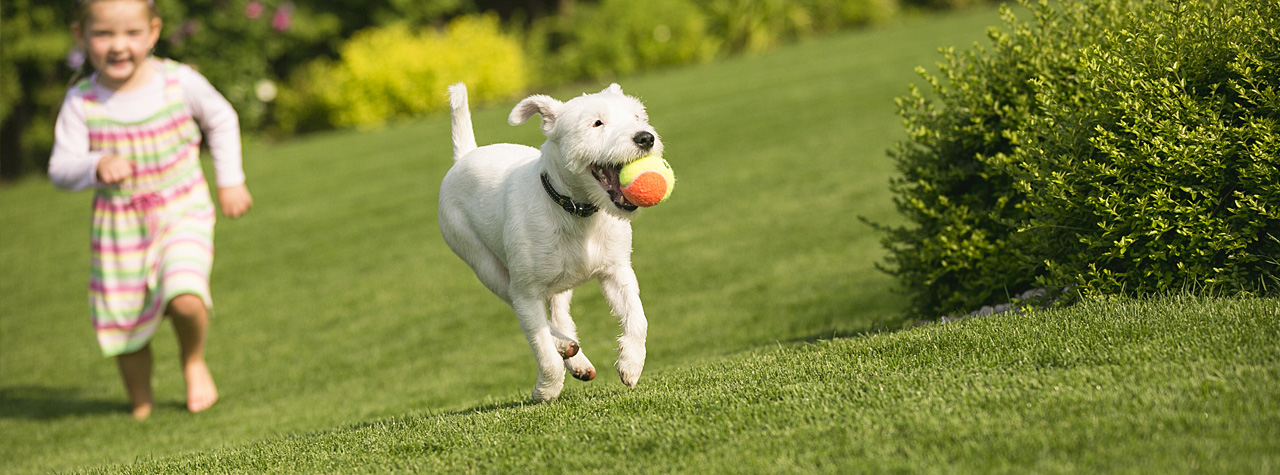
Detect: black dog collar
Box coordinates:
(541, 172, 599, 218)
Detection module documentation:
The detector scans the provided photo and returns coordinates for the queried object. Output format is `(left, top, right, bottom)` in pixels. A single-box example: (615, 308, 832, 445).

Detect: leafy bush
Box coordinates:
(873, 1, 1090, 317)
(702, 0, 899, 53)
(0, 0, 474, 179)
(278, 14, 528, 131)
(1, 1, 79, 179)
(1015, 0, 1280, 296)
(155, 0, 343, 134)
(2, 0, 974, 180)
(796, 0, 900, 30)
(0, 0, 348, 179)
(901, 0, 985, 9)
(701, 0, 816, 54)
(528, 0, 720, 85)
(876, 0, 1280, 318)
(526, 0, 900, 85)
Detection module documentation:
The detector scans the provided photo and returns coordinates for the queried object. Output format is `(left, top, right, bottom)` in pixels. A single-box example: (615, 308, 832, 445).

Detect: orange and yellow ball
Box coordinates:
(619, 155, 675, 207)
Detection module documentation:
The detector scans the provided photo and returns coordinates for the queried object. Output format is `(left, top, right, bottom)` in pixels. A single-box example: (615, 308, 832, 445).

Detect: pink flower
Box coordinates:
(245, 1, 264, 19)
(66, 47, 86, 70)
(168, 19, 200, 45)
(272, 2, 294, 32)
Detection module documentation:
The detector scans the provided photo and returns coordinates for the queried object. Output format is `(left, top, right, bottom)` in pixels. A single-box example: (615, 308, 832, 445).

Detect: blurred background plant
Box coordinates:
(277, 14, 526, 132)
(154, 0, 342, 139)
(525, 0, 720, 85)
(1, 0, 980, 181)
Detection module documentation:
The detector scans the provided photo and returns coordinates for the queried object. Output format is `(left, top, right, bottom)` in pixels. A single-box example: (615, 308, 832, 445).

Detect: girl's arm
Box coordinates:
(181, 65, 252, 218)
(181, 66, 244, 188)
(48, 91, 110, 191)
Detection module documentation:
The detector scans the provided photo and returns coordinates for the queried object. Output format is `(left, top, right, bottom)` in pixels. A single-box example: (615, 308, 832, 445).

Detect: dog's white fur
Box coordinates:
(439, 83, 661, 402)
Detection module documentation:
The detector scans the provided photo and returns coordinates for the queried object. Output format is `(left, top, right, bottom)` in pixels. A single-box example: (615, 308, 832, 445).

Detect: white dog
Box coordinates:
(438, 83, 661, 402)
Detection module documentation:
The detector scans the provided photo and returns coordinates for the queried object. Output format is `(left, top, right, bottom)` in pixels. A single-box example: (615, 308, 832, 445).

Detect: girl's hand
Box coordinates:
(96, 156, 134, 185)
(218, 184, 254, 219)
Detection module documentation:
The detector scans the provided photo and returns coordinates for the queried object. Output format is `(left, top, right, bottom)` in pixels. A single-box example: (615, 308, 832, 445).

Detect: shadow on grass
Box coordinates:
(453, 399, 529, 415)
(334, 398, 530, 435)
(781, 312, 912, 346)
(0, 386, 127, 419)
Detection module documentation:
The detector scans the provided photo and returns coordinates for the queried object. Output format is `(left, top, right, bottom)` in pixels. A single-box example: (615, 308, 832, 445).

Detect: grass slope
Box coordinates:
(3, 9, 997, 471)
(4, 5, 1272, 473)
(106, 295, 1280, 473)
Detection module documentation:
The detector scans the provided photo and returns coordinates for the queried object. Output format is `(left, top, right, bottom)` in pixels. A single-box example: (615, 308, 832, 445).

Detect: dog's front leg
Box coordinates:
(512, 294, 567, 402)
(599, 267, 648, 388)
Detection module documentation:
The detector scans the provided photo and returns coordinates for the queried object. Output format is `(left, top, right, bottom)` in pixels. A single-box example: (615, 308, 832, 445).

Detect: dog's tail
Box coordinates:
(449, 83, 478, 161)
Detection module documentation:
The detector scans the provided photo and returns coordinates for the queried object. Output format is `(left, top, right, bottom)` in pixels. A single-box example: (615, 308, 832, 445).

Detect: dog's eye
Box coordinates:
(592, 120, 604, 128)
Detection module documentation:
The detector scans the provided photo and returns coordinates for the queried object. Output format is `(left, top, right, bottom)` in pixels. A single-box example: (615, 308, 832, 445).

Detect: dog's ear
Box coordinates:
(509, 95, 562, 134)
(603, 83, 624, 95)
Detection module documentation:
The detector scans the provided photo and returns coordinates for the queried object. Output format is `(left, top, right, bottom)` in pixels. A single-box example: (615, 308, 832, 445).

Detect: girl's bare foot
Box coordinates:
(131, 402, 153, 420)
(184, 360, 218, 413)
(167, 294, 218, 413)
(117, 347, 155, 420)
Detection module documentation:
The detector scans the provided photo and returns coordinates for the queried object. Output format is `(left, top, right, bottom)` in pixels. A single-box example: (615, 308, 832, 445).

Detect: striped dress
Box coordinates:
(81, 59, 217, 357)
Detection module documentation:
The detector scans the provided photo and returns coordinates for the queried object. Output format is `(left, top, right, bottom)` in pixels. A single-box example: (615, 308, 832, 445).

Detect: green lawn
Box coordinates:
(2, 5, 1275, 473)
(102, 295, 1280, 473)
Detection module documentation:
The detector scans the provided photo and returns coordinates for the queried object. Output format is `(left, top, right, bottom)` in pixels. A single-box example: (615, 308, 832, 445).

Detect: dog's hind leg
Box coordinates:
(513, 294, 567, 402)
(548, 290, 580, 357)
(549, 290, 597, 381)
(468, 250, 512, 304)
(439, 209, 513, 303)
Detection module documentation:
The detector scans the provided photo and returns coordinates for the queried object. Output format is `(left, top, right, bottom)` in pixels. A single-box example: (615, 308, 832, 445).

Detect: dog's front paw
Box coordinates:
(615, 343, 646, 388)
(531, 382, 563, 403)
(531, 365, 566, 403)
(616, 362, 643, 388)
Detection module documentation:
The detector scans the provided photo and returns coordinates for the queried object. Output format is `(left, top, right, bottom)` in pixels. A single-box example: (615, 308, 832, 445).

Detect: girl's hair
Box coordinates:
(69, 0, 161, 85)
(74, 0, 159, 25)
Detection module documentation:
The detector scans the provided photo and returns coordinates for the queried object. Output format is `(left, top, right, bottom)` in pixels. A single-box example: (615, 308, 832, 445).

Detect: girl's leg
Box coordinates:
(166, 294, 218, 413)
(116, 345, 154, 419)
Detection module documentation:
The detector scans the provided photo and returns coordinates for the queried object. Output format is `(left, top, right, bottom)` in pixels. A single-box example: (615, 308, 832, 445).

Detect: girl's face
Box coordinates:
(73, 0, 162, 91)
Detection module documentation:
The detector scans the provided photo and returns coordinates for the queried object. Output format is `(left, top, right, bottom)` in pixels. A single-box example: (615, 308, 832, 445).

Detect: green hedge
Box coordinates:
(154, 0, 344, 135)
(0, 0, 465, 179)
(876, 0, 1280, 318)
(526, 0, 901, 85)
(1, 1, 82, 179)
(275, 15, 527, 132)
(527, 0, 720, 86)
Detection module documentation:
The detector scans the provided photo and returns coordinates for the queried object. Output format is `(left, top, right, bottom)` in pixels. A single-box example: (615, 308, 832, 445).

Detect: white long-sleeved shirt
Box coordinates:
(49, 59, 244, 191)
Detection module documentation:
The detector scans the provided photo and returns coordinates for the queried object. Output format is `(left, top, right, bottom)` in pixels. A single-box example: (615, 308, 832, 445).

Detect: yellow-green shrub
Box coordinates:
(279, 14, 526, 131)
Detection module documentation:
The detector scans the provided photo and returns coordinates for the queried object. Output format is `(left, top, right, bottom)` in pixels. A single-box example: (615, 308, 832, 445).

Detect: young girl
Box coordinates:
(49, 0, 252, 419)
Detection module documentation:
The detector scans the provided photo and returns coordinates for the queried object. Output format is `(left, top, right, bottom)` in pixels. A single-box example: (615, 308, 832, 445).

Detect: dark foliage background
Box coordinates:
(1, 0, 970, 180)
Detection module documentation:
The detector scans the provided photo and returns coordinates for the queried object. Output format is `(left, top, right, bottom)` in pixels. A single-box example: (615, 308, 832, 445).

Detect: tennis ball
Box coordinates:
(619, 155, 675, 207)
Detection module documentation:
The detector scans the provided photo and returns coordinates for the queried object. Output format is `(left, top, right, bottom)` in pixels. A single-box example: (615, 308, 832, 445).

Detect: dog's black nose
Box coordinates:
(633, 131, 655, 150)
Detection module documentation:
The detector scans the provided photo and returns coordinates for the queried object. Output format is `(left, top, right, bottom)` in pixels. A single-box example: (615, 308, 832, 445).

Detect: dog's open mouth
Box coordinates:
(590, 163, 639, 211)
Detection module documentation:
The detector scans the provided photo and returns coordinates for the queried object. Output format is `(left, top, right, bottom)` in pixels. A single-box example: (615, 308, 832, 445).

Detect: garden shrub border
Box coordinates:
(875, 0, 1280, 318)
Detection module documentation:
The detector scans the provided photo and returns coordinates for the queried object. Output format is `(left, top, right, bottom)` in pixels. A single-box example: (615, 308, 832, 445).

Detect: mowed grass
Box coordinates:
(103, 295, 1280, 473)
(1, 5, 1276, 473)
